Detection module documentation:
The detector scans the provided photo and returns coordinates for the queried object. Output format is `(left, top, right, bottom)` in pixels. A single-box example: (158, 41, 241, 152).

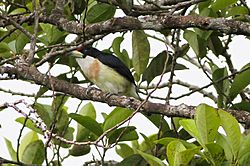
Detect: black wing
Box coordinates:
(97, 53, 136, 85)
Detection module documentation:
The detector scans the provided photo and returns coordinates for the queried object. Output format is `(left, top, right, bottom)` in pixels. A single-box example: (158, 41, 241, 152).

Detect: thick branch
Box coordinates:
(1, 64, 250, 124)
(1, 14, 250, 36)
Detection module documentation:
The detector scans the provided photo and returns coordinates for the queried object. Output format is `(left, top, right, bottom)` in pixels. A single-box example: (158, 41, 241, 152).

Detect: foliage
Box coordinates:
(1, 0, 250, 165)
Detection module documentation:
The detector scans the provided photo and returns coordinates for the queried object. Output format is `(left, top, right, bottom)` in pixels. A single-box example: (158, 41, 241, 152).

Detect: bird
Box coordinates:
(70, 46, 140, 99)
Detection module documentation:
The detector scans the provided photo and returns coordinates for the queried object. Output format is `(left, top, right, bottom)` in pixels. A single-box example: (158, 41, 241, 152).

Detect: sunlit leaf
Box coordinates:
(218, 109, 242, 158)
(195, 104, 220, 145)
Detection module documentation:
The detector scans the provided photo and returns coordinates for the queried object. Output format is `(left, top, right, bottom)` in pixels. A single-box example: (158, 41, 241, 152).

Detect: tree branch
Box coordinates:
(1, 14, 250, 36)
(0, 64, 250, 124)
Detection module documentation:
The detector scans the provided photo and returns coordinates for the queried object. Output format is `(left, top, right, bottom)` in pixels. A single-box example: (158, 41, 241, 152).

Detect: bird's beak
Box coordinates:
(69, 50, 83, 58)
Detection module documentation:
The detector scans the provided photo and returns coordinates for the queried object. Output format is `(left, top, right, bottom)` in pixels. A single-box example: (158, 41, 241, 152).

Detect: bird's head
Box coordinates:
(71, 46, 100, 58)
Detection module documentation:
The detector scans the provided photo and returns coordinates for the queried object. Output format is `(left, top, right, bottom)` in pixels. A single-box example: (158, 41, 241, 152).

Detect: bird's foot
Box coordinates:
(85, 86, 96, 96)
(104, 92, 115, 99)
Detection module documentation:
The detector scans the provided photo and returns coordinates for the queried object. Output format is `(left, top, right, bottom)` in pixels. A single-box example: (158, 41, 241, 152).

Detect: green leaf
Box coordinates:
(132, 30, 150, 76)
(118, 154, 147, 166)
(35, 86, 49, 100)
(146, 114, 170, 134)
(229, 63, 250, 100)
(112, 37, 130, 67)
(136, 149, 165, 166)
(142, 51, 187, 84)
(212, 67, 229, 107)
(116, 143, 134, 159)
(167, 140, 199, 166)
(19, 131, 39, 160)
(69, 113, 103, 136)
(218, 109, 242, 158)
(206, 143, 225, 165)
(156, 137, 197, 149)
(70, 103, 95, 155)
(216, 133, 233, 161)
(208, 35, 224, 56)
(86, 3, 116, 23)
(183, 30, 207, 58)
(179, 119, 202, 145)
(226, 6, 248, 17)
(53, 127, 74, 148)
(238, 134, 250, 165)
(211, 0, 237, 12)
(15, 117, 43, 134)
(15, 33, 29, 53)
(116, 0, 133, 14)
(22, 140, 45, 164)
(140, 133, 155, 152)
(108, 126, 138, 144)
(33, 103, 53, 127)
(231, 101, 250, 112)
(195, 104, 220, 145)
(39, 23, 67, 45)
(103, 107, 133, 131)
(4, 138, 17, 161)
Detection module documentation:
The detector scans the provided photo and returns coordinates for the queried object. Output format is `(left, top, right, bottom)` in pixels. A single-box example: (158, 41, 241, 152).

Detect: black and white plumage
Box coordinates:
(71, 47, 139, 99)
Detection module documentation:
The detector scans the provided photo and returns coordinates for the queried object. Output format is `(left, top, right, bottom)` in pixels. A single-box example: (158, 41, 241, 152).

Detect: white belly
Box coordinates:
(75, 57, 132, 95)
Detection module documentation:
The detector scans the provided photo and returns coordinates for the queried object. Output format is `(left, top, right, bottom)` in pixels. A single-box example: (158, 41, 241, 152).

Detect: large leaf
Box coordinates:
(103, 107, 133, 131)
(136, 149, 165, 166)
(69, 113, 103, 136)
(183, 30, 207, 58)
(116, 143, 134, 159)
(132, 30, 150, 76)
(218, 109, 242, 158)
(142, 51, 187, 84)
(195, 104, 220, 145)
(229, 63, 250, 100)
(179, 119, 202, 145)
(22, 140, 45, 164)
(19, 131, 39, 160)
(86, 3, 116, 23)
